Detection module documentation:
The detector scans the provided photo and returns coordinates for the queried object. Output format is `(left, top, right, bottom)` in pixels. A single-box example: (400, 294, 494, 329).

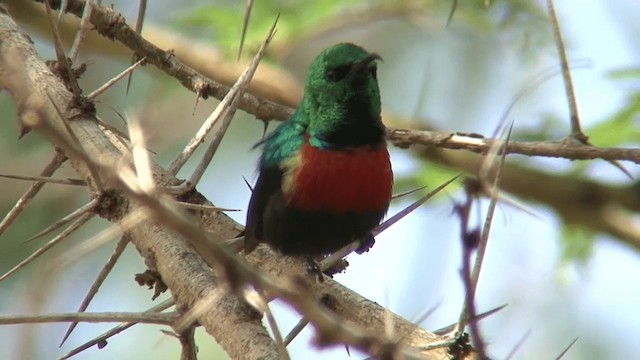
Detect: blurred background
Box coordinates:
(1, 0, 639, 359)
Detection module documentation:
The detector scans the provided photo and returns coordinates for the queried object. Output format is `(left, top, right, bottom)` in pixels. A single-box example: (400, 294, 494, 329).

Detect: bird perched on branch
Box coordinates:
(244, 43, 393, 260)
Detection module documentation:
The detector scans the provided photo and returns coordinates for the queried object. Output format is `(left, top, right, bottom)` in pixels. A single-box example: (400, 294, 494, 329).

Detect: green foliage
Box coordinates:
(559, 224, 594, 264)
(397, 160, 462, 200)
(176, 0, 367, 54)
(588, 69, 640, 147)
(175, 0, 548, 59)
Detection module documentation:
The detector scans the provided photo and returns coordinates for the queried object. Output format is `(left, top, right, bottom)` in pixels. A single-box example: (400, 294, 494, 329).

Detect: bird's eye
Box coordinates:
(369, 67, 377, 80)
(326, 65, 350, 82)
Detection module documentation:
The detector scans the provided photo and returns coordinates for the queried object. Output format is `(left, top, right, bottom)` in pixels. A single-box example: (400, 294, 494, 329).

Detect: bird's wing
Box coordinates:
(244, 165, 283, 254)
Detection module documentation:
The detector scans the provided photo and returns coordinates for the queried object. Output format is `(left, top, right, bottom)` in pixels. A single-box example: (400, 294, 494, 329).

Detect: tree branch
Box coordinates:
(0, 6, 459, 359)
(20, 0, 640, 252)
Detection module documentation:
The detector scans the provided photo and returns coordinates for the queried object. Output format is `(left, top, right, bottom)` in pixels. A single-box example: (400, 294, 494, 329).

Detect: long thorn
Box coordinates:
(374, 173, 462, 236)
(238, 0, 254, 61)
(321, 174, 461, 270)
(505, 329, 531, 360)
(0, 312, 177, 326)
(0, 173, 85, 186)
(554, 337, 579, 360)
(391, 184, 429, 200)
(68, 0, 94, 62)
(0, 152, 66, 237)
(43, 0, 82, 98)
(178, 15, 279, 188)
(283, 318, 309, 346)
(456, 123, 513, 333)
(59, 236, 130, 346)
(434, 304, 507, 335)
(87, 57, 147, 100)
(0, 212, 94, 282)
(125, 0, 147, 94)
(546, 0, 585, 141)
(22, 200, 97, 244)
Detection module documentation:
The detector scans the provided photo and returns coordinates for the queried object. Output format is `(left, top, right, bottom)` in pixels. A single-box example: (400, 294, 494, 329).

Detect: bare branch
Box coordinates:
(0, 10, 457, 359)
(387, 127, 640, 164)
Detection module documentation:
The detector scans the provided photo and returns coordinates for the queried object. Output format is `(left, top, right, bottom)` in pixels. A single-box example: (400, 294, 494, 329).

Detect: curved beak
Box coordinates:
(351, 53, 382, 74)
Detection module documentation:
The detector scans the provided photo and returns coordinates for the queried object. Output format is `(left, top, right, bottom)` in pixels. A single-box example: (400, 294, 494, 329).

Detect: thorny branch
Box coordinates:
(2, 1, 638, 359)
(19, 0, 640, 253)
(28, 0, 640, 164)
(0, 6, 460, 360)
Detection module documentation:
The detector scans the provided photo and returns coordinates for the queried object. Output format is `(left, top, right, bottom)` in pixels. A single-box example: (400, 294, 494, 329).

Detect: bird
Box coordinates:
(244, 43, 393, 260)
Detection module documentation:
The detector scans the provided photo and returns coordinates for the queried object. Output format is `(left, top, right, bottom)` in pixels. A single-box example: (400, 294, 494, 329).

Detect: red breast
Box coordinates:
(285, 141, 393, 213)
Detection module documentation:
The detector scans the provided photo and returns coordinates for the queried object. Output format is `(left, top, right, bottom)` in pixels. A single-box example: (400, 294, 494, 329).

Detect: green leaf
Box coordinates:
(588, 92, 640, 147)
(559, 224, 594, 264)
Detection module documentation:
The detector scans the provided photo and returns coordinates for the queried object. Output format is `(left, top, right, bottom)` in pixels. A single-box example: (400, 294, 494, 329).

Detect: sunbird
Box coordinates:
(245, 43, 393, 259)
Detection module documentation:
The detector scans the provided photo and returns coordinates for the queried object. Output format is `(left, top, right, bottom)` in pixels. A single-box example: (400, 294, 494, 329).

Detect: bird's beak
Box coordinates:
(351, 53, 382, 74)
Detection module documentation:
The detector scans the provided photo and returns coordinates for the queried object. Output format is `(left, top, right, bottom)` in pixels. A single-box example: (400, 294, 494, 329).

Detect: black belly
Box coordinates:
(263, 192, 384, 256)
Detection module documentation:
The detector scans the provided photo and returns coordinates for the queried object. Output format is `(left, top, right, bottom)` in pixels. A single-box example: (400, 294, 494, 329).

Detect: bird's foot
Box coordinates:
(354, 234, 375, 254)
(302, 256, 324, 282)
(322, 258, 349, 277)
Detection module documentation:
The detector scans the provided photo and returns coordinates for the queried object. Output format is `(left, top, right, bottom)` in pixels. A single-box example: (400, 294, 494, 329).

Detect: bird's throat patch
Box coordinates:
(282, 142, 393, 213)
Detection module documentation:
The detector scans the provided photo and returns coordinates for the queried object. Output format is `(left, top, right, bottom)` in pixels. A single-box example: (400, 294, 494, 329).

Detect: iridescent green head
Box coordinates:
(301, 43, 384, 148)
